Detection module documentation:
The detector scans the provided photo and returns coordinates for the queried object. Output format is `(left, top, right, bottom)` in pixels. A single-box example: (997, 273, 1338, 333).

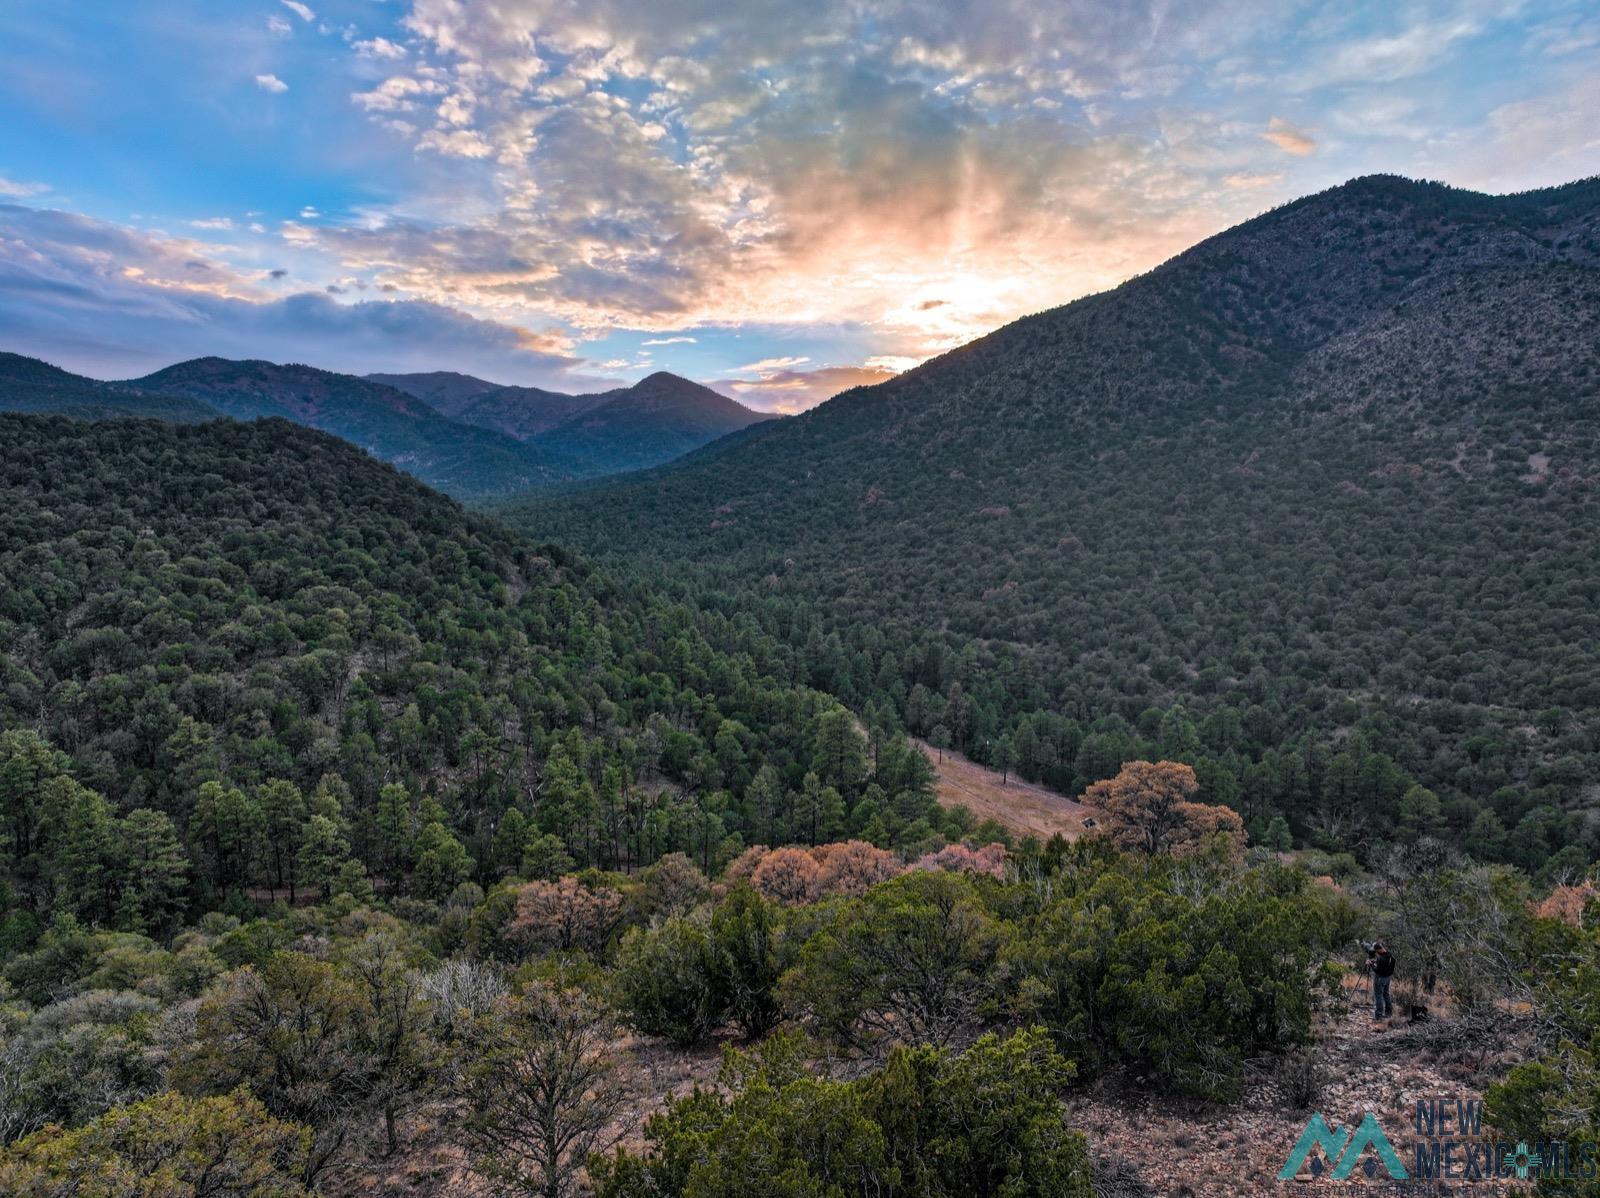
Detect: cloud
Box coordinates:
(0, 202, 594, 385)
(416, 128, 493, 158)
(735, 355, 810, 373)
(314, 1, 1259, 363)
(354, 36, 407, 59)
(1261, 116, 1315, 156)
(352, 75, 444, 112)
(713, 363, 898, 413)
(0, 176, 48, 199)
(1223, 172, 1282, 189)
(642, 336, 695, 345)
(280, 0, 315, 22)
(189, 216, 235, 230)
(1457, 75, 1600, 191)
(1299, 15, 1484, 88)
(255, 74, 290, 93)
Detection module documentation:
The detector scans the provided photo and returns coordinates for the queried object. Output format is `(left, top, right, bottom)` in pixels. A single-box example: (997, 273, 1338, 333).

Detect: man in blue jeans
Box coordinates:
(1369, 942, 1395, 1021)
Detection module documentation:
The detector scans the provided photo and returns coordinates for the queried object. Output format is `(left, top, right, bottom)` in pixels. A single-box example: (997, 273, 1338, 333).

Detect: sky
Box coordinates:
(1, 1, 1597, 412)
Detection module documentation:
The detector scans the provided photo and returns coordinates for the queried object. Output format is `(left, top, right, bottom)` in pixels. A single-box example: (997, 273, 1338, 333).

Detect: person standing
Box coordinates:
(1369, 942, 1395, 1021)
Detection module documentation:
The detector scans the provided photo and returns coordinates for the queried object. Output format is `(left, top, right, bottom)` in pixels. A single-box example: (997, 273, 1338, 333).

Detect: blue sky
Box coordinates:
(2, 0, 1597, 410)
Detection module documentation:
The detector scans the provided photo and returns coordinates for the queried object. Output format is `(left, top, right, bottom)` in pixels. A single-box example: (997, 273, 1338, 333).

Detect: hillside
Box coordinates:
(0, 412, 926, 893)
(127, 357, 575, 498)
(534, 371, 773, 476)
(364, 369, 503, 413)
(458, 383, 610, 439)
(377, 367, 771, 474)
(508, 174, 1600, 869)
(0, 351, 218, 422)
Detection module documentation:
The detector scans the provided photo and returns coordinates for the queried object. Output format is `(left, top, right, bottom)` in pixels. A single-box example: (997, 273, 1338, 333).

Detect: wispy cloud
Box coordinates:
(354, 36, 407, 59)
(5, 0, 1600, 387)
(1261, 117, 1316, 156)
(0, 202, 593, 384)
(0, 176, 48, 199)
(714, 364, 897, 413)
(735, 355, 810, 374)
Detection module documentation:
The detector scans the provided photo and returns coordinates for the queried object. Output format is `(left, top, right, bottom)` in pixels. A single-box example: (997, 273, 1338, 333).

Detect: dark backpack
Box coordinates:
(1374, 950, 1395, 978)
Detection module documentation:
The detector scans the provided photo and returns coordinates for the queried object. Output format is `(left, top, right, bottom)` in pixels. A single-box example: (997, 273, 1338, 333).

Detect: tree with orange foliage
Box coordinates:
(812, 840, 902, 896)
(913, 842, 1007, 879)
(1083, 761, 1246, 860)
(510, 876, 622, 953)
(1534, 879, 1599, 927)
(750, 846, 822, 904)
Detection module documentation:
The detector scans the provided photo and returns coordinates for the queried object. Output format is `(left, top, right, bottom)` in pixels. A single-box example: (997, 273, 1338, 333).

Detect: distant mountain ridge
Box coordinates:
(128, 357, 570, 498)
(0, 352, 770, 499)
(365, 370, 504, 412)
(374, 367, 772, 475)
(0, 352, 219, 423)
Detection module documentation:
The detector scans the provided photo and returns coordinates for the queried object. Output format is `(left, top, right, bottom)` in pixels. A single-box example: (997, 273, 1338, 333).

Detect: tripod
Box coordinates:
(1353, 957, 1372, 1008)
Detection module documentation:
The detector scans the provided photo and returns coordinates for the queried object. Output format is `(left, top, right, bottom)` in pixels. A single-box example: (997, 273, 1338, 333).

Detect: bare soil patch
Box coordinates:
(913, 737, 1092, 840)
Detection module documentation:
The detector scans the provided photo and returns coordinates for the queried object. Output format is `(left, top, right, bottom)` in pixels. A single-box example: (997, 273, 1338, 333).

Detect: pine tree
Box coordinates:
(192, 781, 261, 894)
(492, 807, 529, 877)
(375, 783, 413, 886)
(745, 765, 782, 845)
(257, 780, 308, 901)
(811, 708, 867, 794)
(297, 813, 350, 900)
(412, 820, 473, 900)
(116, 808, 189, 934)
(42, 779, 116, 924)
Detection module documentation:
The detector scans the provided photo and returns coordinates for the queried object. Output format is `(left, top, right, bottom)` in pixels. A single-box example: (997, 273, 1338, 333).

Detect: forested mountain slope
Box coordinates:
(0, 413, 975, 932)
(0, 352, 218, 422)
(379, 367, 772, 474)
(364, 369, 503, 412)
(127, 358, 576, 498)
(534, 371, 772, 475)
(509, 175, 1600, 870)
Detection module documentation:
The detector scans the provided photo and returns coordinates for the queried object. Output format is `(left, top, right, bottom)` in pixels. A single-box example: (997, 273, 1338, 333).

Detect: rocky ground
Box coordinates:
(1069, 974, 1529, 1197)
(339, 973, 1530, 1197)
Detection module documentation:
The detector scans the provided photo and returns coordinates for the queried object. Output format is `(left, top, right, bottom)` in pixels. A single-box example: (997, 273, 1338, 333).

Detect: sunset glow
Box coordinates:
(3, 0, 1597, 408)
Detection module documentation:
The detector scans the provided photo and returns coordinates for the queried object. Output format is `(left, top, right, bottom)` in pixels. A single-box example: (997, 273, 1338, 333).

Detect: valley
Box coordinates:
(2, 173, 1598, 1198)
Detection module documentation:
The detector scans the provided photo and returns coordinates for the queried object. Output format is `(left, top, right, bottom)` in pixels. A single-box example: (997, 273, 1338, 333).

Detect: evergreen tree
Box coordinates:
(115, 808, 189, 935)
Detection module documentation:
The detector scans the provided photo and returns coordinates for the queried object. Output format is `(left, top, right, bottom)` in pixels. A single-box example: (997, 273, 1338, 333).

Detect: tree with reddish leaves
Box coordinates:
(1084, 760, 1245, 860)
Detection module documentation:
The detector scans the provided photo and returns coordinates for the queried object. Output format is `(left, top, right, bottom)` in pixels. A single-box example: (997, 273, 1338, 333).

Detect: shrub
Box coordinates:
(591, 1027, 1091, 1198)
(611, 916, 721, 1047)
(0, 1089, 310, 1197)
(786, 870, 1006, 1049)
(707, 882, 791, 1039)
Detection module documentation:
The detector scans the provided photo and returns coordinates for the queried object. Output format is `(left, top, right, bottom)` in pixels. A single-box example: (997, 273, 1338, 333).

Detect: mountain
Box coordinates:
(0, 351, 219, 422)
(373, 368, 772, 475)
(533, 372, 773, 475)
(127, 357, 575, 498)
(365, 369, 504, 413)
(508, 174, 1600, 859)
(0, 411, 826, 833)
(455, 384, 611, 440)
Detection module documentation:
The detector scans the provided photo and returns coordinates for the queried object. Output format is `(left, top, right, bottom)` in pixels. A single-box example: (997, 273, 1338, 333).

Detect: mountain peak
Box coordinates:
(635, 370, 697, 387)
